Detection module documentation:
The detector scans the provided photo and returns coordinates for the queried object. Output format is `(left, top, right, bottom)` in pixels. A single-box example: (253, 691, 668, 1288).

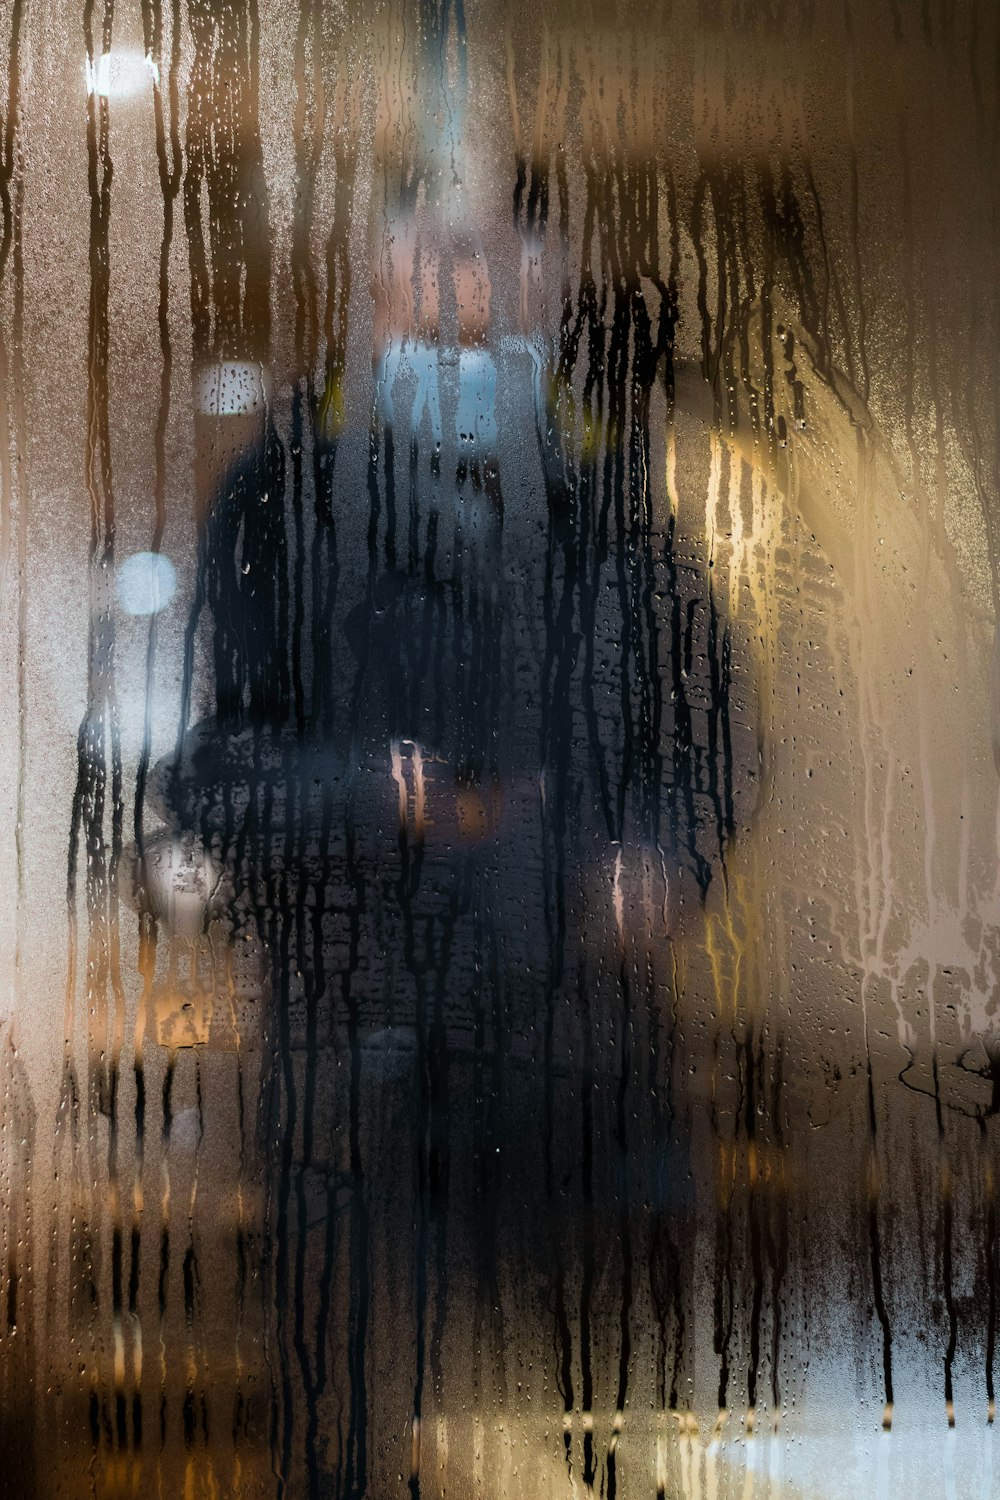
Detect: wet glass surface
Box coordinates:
(1, 0, 1000, 1495)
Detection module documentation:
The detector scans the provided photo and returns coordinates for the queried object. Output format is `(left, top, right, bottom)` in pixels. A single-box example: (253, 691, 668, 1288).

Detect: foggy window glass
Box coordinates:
(1, 1, 999, 1496)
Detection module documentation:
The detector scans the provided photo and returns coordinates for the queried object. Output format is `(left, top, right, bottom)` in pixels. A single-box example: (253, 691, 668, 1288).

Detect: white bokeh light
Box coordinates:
(115, 550, 176, 616)
(84, 49, 158, 100)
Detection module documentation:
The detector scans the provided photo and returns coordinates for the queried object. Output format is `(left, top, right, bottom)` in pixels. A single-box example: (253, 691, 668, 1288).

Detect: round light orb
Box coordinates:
(116, 551, 177, 616)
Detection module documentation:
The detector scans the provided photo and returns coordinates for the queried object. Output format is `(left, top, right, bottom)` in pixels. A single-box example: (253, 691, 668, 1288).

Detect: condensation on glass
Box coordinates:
(0, 0, 999, 1496)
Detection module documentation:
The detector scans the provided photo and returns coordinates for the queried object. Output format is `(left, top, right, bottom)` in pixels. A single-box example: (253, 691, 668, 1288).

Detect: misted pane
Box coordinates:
(0, 1, 998, 1496)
